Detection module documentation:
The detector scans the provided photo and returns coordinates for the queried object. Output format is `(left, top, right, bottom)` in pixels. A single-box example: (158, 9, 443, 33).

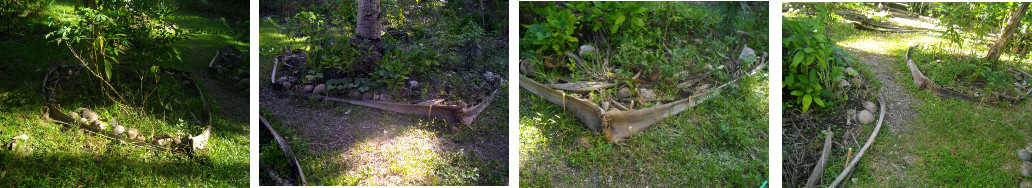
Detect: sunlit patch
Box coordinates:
(337, 127, 444, 185)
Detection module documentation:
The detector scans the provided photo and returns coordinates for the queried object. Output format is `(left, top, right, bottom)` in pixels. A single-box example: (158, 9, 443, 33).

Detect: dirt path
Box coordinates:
(852, 49, 925, 185)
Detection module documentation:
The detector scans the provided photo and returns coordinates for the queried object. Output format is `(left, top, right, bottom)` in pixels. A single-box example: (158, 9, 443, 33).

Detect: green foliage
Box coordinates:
(375, 45, 440, 89)
(0, 0, 45, 16)
(46, 0, 192, 82)
(935, 2, 1014, 46)
(783, 9, 851, 113)
(326, 77, 373, 93)
(521, 6, 579, 57)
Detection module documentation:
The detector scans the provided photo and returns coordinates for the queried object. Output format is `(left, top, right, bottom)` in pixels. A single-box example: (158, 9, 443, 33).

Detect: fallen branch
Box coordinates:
(904, 45, 983, 104)
(829, 94, 887, 187)
(260, 116, 308, 186)
(546, 81, 615, 93)
(520, 58, 767, 142)
(805, 127, 834, 188)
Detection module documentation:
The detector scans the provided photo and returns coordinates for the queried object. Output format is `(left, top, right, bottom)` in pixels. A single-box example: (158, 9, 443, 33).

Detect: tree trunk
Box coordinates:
(985, 2, 1029, 62)
(356, 0, 382, 40)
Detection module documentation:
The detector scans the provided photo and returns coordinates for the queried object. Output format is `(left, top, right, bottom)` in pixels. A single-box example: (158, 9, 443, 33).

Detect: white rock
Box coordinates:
(857, 110, 875, 124)
(113, 125, 126, 135)
(302, 85, 314, 93)
(1019, 149, 1031, 161)
(739, 45, 756, 61)
(408, 80, 419, 89)
(638, 88, 656, 101)
(578, 45, 596, 57)
(863, 101, 877, 113)
(1023, 161, 1032, 177)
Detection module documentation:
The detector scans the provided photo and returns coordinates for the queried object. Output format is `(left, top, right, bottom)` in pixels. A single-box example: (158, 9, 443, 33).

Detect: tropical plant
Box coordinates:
(521, 6, 579, 57)
(783, 9, 851, 113)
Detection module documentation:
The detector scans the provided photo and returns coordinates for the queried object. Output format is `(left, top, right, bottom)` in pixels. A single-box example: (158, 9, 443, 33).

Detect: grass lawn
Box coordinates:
(0, 0, 249, 186)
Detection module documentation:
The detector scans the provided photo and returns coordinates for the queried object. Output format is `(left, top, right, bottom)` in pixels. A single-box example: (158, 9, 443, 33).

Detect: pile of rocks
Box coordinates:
(846, 101, 878, 125)
(1019, 143, 1032, 187)
(64, 107, 210, 152)
(208, 45, 248, 90)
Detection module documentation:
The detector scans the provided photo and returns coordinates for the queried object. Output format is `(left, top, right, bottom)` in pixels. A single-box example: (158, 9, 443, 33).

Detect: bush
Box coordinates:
(783, 8, 852, 113)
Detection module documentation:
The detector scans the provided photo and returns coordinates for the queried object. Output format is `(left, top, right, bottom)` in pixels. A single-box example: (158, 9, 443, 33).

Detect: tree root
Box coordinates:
(260, 116, 308, 186)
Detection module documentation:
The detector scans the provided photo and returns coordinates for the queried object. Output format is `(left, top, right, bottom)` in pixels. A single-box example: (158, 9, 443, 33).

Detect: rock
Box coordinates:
(638, 88, 656, 101)
(520, 59, 537, 75)
(450, 126, 461, 133)
(484, 71, 495, 80)
(377, 94, 391, 102)
(575, 137, 591, 149)
(281, 81, 292, 89)
(47, 97, 56, 103)
(579, 45, 596, 57)
(362, 92, 374, 100)
(838, 79, 852, 88)
(301, 85, 314, 93)
(846, 109, 857, 125)
(239, 78, 249, 85)
(90, 119, 107, 130)
(1023, 161, 1032, 177)
(857, 110, 875, 124)
(618, 87, 633, 99)
(1019, 149, 1031, 161)
(69, 111, 80, 120)
(231, 76, 240, 81)
(1022, 179, 1032, 188)
(863, 101, 877, 113)
(313, 84, 326, 94)
(739, 45, 756, 61)
(113, 124, 126, 135)
(845, 67, 857, 77)
(190, 126, 212, 152)
(408, 80, 419, 89)
(277, 76, 290, 83)
(852, 77, 863, 87)
(349, 90, 361, 99)
(81, 109, 99, 122)
(126, 128, 139, 140)
(1026, 143, 1032, 151)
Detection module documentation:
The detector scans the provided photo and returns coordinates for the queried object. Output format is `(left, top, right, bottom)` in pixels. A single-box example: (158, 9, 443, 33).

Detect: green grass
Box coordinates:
(519, 72, 769, 187)
(0, 1, 249, 186)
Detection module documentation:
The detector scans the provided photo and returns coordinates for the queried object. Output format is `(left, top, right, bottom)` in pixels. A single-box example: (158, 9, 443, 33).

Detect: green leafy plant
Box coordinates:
(521, 6, 579, 57)
(783, 9, 850, 113)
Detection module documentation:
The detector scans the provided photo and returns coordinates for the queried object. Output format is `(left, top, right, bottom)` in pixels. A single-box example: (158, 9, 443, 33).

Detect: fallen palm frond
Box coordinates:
(520, 54, 767, 143)
(315, 87, 500, 125)
(260, 116, 308, 186)
(805, 127, 833, 188)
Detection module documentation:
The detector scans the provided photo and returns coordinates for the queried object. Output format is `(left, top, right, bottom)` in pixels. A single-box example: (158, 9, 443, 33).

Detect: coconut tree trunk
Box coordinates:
(985, 2, 1029, 62)
(356, 0, 382, 40)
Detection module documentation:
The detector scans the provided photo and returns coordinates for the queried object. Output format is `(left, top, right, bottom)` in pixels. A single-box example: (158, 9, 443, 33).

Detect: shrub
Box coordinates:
(783, 8, 851, 113)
